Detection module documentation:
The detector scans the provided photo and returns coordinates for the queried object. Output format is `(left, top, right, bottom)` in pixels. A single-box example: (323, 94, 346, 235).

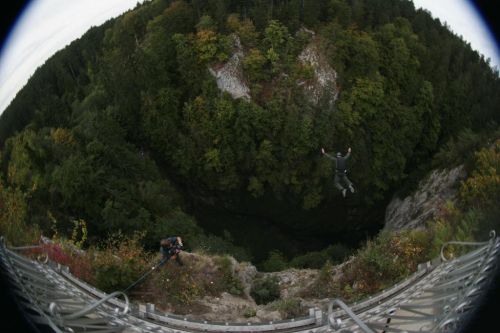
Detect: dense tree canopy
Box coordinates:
(1, 0, 499, 259)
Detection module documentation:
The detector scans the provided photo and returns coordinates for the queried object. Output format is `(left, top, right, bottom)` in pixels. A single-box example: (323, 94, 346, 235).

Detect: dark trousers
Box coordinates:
(334, 172, 353, 191)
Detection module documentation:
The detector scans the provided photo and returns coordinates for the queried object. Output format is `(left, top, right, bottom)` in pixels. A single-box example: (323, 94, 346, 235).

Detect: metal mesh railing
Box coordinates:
(1, 231, 498, 333)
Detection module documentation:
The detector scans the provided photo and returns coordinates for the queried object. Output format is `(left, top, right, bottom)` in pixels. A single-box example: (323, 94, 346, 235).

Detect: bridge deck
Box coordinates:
(1, 233, 498, 333)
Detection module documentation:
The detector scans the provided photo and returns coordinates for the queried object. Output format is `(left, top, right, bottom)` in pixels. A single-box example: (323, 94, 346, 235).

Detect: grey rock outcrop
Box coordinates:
(384, 166, 467, 231)
(234, 260, 257, 298)
(209, 31, 339, 108)
(298, 40, 339, 107)
(267, 268, 318, 299)
(194, 267, 320, 322)
(209, 35, 250, 101)
(256, 309, 282, 322)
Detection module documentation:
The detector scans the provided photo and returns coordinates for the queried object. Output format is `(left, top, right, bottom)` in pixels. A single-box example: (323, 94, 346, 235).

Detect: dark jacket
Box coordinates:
(160, 237, 182, 257)
(324, 151, 350, 172)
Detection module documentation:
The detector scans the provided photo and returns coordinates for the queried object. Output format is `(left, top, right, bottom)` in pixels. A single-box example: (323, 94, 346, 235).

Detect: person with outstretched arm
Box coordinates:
(123, 236, 184, 293)
(160, 236, 184, 266)
(321, 147, 355, 198)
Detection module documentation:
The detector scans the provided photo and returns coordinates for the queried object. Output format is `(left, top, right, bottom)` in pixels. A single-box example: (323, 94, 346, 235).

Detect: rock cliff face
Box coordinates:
(208, 36, 250, 101)
(298, 39, 339, 107)
(209, 33, 339, 107)
(384, 166, 467, 231)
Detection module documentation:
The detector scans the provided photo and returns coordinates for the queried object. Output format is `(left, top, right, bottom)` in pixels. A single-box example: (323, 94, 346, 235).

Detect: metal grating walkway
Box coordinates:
(1, 232, 498, 333)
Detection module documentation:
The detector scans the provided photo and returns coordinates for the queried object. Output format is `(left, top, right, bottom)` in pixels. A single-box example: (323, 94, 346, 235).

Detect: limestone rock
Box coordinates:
(208, 35, 250, 101)
(384, 166, 467, 231)
(256, 309, 282, 322)
(298, 40, 339, 107)
(234, 260, 257, 298)
(267, 268, 318, 299)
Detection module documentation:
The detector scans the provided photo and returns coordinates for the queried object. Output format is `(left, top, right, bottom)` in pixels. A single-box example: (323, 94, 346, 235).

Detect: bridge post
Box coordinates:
(314, 307, 323, 325)
(139, 303, 147, 318)
(309, 307, 314, 317)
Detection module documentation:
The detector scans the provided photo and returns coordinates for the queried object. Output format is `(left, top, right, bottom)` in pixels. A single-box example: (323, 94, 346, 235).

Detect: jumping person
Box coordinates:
(160, 236, 184, 266)
(321, 147, 355, 198)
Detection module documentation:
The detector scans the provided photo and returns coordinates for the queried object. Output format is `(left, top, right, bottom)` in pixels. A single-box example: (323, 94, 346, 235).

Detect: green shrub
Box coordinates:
(336, 229, 433, 300)
(267, 298, 304, 318)
(470, 207, 500, 240)
(289, 244, 353, 269)
(251, 276, 281, 305)
(357, 233, 405, 283)
(214, 255, 244, 295)
(0, 181, 40, 246)
(92, 232, 151, 293)
(432, 127, 500, 170)
(459, 140, 500, 209)
(93, 259, 145, 292)
(243, 48, 269, 82)
(192, 232, 252, 262)
(148, 210, 203, 250)
(196, 15, 216, 32)
(153, 264, 204, 306)
(290, 250, 328, 269)
(260, 251, 288, 272)
(148, 253, 244, 308)
(299, 261, 338, 299)
(326, 244, 353, 263)
(432, 128, 482, 169)
(428, 205, 493, 260)
(243, 307, 257, 318)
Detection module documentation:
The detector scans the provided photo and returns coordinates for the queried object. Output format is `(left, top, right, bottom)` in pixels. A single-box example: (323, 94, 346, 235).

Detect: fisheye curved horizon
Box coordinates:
(0, 0, 144, 115)
(0, 1, 499, 331)
(1, 0, 499, 115)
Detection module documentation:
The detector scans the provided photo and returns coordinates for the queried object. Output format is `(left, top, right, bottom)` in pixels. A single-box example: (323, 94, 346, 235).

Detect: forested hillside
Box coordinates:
(1, 0, 499, 262)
